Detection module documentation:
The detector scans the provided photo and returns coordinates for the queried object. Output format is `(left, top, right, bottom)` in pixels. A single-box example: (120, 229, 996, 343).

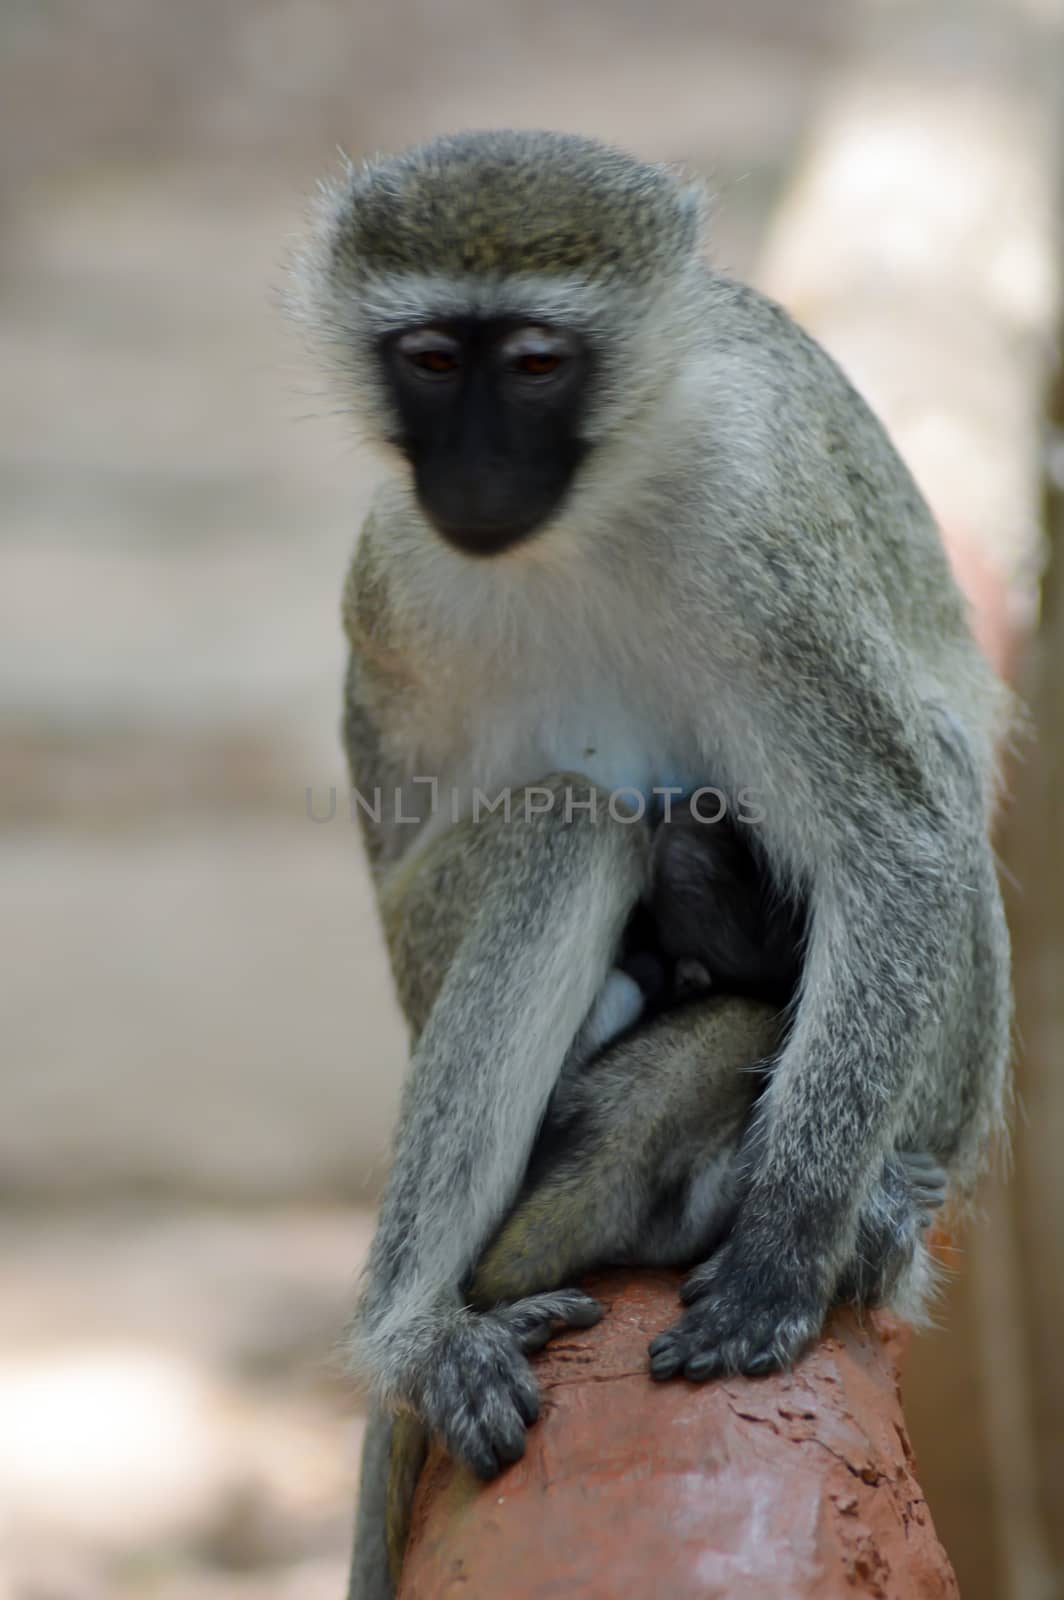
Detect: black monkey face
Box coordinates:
(378, 318, 592, 556)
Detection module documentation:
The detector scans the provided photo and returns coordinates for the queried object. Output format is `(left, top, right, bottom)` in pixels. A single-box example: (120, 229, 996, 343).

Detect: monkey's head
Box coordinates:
(294, 130, 710, 557)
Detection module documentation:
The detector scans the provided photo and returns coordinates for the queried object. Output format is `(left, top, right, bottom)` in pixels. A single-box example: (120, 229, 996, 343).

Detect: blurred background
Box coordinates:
(2, 1, 1062, 1597)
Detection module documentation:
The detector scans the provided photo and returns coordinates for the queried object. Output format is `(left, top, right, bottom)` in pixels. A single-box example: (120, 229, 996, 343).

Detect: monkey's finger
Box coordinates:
(897, 1150, 949, 1215)
(445, 1394, 508, 1482)
(488, 1406, 531, 1472)
(450, 1391, 528, 1480)
(678, 1267, 718, 1306)
(899, 1151, 947, 1182)
(485, 1343, 540, 1419)
(508, 1366, 541, 1426)
(465, 1432, 511, 1482)
(483, 1340, 541, 1428)
(684, 1350, 727, 1382)
(647, 1331, 687, 1380)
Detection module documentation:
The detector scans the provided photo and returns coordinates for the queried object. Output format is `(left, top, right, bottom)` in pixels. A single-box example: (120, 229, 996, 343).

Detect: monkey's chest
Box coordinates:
(444, 680, 707, 814)
(401, 558, 727, 813)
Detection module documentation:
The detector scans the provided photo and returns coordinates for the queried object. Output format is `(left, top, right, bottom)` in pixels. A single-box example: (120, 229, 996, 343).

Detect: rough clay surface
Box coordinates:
(399, 1270, 958, 1600)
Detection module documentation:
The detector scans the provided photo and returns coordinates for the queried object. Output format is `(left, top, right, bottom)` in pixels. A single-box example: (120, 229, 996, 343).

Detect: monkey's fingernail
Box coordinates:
(470, 1448, 501, 1481)
(648, 1336, 683, 1379)
(650, 1355, 682, 1380)
(684, 1353, 721, 1381)
(744, 1353, 776, 1376)
(495, 1430, 528, 1467)
(514, 1387, 540, 1425)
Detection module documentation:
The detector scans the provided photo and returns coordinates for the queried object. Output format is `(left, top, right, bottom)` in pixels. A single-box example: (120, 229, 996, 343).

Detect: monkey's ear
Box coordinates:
(658, 165, 714, 261)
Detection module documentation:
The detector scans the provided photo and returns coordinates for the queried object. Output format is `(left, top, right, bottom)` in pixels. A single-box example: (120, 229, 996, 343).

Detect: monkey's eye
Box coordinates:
(395, 329, 462, 379)
(515, 350, 563, 377)
(500, 327, 574, 383)
(412, 348, 460, 375)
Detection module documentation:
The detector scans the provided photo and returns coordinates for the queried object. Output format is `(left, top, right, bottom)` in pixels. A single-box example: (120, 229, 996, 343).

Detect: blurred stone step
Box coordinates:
(1, 819, 404, 1198)
(0, 1205, 372, 1598)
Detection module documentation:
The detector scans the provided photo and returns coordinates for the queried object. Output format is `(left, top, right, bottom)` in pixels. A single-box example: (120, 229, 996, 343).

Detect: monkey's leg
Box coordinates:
(648, 781, 1004, 1383)
(472, 997, 779, 1307)
(353, 775, 648, 1483)
(831, 725, 1007, 1322)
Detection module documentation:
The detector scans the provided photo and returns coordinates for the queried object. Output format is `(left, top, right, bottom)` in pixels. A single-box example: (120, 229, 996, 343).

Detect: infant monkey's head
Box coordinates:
(642, 810, 804, 1008)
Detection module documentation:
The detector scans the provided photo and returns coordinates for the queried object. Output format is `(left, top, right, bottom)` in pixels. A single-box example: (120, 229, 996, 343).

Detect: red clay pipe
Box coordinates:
(397, 1269, 958, 1599)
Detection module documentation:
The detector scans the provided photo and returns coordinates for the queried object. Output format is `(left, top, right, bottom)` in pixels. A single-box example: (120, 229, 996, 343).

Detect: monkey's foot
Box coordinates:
(416, 1291, 602, 1480)
(495, 1287, 605, 1353)
(648, 1240, 825, 1380)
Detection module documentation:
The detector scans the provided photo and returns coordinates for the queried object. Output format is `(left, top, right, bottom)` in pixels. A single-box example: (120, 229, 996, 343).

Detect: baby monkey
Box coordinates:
(482, 804, 946, 1314)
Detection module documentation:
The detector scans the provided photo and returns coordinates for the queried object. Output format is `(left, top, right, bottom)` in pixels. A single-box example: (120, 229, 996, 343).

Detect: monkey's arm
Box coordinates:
(650, 606, 1008, 1380)
(352, 770, 647, 1480)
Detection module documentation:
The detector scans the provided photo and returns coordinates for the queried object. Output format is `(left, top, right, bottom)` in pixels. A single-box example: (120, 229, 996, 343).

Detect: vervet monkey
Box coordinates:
(291, 128, 1009, 1590)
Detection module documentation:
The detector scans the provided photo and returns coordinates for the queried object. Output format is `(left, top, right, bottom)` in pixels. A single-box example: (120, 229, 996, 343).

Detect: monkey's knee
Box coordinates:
(471, 1165, 620, 1308)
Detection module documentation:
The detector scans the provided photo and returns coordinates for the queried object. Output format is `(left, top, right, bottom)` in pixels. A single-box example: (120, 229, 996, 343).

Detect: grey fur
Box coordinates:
(291, 129, 1012, 1594)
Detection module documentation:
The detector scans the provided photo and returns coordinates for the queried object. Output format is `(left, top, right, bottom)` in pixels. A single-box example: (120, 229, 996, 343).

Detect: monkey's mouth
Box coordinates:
(428, 517, 544, 559)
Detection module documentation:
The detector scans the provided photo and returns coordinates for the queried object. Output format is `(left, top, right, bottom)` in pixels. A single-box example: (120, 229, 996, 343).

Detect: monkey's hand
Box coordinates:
(648, 1232, 826, 1380)
(649, 1146, 950, 1379)
(401, 1289, 603, 1479)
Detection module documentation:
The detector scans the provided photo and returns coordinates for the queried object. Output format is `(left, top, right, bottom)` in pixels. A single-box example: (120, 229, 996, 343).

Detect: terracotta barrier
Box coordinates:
(398, 1270, 958, 1598)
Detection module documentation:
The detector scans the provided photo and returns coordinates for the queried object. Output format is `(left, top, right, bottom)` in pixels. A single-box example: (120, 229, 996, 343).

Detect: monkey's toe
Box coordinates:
(896, 1150, 949, 1222)
(497, 1287, 604, 1353)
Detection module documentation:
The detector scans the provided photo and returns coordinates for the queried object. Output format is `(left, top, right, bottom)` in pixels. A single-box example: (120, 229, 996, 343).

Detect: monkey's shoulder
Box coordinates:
(342, 513, 392, 646)
(342, 509, 437, 702)
(702, 273, 932, 510)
